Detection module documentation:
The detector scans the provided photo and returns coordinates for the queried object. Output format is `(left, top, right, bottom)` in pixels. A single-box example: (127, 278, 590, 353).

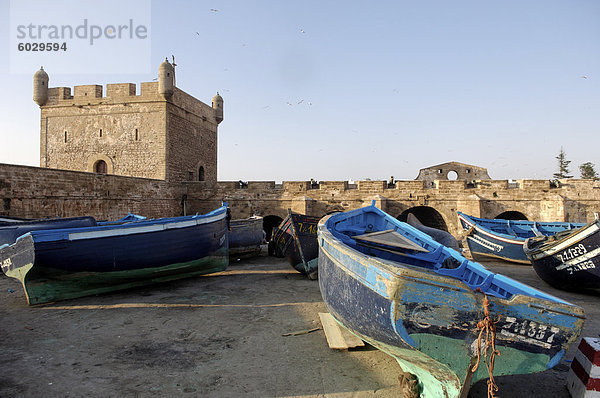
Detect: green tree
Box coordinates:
(553, 147, 572, 179)
(579, 162, 599, 180)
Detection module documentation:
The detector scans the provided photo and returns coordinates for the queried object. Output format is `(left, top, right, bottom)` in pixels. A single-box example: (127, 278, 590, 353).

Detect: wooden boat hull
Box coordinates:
(457, 212, 584, 264)
(0, 206, 229, 305)
(271, 211, 320, 278)
(525, 220, 600, 290)
(458, 213, 530, 263)
(229, 216, 263, 257)
(319, 206, 585, 397)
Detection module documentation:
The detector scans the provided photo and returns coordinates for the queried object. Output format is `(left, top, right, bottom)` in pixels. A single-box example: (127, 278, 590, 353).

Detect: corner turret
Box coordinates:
(158, 58, 174, 99)
(33, 66, 49, 106)
(212, 92, 223, 124)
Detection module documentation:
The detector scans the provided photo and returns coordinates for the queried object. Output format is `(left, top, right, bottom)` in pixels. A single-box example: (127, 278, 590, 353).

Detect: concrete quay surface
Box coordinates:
(1, 250, 598, 397)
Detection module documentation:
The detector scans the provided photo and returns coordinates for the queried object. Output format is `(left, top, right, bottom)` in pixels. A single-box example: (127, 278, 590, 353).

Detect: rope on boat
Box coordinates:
(472, 288, 501, 398)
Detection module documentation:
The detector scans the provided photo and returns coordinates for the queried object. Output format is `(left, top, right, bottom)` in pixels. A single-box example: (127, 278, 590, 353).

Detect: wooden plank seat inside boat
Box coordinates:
(352, 230, 429, 253)
(343, 227, 516, 299)
(340, 228, 458, 271)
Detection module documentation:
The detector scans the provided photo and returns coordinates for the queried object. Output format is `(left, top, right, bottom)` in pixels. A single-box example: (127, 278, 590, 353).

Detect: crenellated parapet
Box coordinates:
(191, 177, 600, 237)
(212, 178, 599, 201)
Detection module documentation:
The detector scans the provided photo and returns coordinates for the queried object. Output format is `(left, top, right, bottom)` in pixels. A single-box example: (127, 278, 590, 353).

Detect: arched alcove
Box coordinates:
(495, 211, 528, 220)
(397, 206, 448, 231)
(263, 215, 284, 241)
(87, 155, 114, 174)
(94, 160, 107, 174)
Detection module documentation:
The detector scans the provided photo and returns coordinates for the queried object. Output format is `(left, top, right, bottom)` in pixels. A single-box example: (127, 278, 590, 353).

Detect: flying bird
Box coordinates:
(582, 75, 588, 79)
(297, 100, 304, 104)
(210, 8, 218, 12)
(300, 29, 305, 33)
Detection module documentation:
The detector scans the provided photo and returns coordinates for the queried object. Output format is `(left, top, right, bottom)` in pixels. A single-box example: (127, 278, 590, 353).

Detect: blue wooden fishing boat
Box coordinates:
(0, 204, 229, 305)
(319, 203, 584, 397)
(457, 212, 584, 264)
(0, 216, 97, 246)
(229, 216, 263, 258)
(525, 219, 600, 290)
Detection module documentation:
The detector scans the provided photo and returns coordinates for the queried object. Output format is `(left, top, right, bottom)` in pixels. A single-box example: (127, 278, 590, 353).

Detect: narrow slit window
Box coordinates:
(135, 129, 139, 141)
(99, 129, 102, 137)
(64, 131, 67, 143)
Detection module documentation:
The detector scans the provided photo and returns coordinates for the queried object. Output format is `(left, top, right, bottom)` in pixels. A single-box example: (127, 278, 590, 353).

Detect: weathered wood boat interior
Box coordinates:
(328, 207, 573, 303)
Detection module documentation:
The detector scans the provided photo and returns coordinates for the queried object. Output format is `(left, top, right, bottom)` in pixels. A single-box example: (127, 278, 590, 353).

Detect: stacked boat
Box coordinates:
(458, 211, 600, 291)
(0, 204, 230, 305)
(524, 218, 600, 290)
(457, 212, 584, 264)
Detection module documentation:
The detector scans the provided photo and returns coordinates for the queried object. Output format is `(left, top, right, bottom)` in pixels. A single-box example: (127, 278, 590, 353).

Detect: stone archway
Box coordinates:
(397, 206, 449, 232)
(87, 155, 114, 174)
(495, 211, 528, 220)
(263, 215, 283, 241)
(94, 160, 107, 174)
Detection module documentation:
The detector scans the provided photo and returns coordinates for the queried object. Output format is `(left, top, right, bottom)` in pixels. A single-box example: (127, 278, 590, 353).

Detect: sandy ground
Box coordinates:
(1, 249, 598, 398)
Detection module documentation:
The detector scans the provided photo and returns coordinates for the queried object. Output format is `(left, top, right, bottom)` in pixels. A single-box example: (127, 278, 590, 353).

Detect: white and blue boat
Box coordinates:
(457, 212, 584, 264)
(319, 203, 584, 397)
(0, 204, 229, 305)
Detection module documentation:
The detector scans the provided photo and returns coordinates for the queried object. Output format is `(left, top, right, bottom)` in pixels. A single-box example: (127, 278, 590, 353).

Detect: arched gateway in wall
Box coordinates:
(397, 206, 449, 232)
(263, 215, 283, 241)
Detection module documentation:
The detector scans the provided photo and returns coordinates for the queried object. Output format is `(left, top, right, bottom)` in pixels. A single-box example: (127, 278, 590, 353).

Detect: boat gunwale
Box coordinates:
(525, 220, 600, 260)
(16, 205, 229, 244)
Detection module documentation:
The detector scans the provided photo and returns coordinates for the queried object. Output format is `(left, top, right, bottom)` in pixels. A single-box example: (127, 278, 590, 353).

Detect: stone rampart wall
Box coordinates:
(2, 164, 599, 237)
(0, 163, 181, 220)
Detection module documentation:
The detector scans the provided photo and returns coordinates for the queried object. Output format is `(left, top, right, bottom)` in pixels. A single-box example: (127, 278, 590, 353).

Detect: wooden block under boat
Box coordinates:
(319, 312, 365, 350)
(352, 229, 429, 253)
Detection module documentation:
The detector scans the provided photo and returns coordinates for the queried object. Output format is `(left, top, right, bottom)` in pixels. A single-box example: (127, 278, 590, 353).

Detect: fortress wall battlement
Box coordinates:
(43, 83, 217, 122)
(46, 82, 162, 106)
(1, 163, 599, 237)
(213, 179, 600, 200)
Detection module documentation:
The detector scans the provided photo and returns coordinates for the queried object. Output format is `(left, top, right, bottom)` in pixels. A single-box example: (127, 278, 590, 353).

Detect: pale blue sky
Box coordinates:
(1, 0, 598, 182)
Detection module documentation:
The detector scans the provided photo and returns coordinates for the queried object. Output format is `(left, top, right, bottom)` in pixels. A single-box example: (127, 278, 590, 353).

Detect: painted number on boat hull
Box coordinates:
(500, 317, 558, 349)
(296, 222, 317, 235)
(556, 244, 587, 263)
(1, 258, 12, 270)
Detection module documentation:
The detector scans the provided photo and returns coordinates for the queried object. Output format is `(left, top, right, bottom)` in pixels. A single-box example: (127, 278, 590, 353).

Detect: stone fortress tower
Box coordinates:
(33, 59, 223, 183)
